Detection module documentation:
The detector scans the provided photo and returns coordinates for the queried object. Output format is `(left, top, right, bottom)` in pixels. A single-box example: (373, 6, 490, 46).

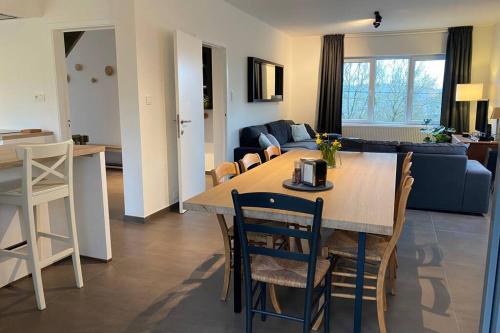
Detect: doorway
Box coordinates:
(174, 31, 228, 212)
(62, 28, 124, 219)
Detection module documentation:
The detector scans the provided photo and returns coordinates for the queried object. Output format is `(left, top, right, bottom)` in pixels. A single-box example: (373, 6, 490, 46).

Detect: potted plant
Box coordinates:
(420, 119, 456, 143)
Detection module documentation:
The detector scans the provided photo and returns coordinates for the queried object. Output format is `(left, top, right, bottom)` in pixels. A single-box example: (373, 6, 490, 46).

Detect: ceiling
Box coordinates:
(225, 0, 500, 36)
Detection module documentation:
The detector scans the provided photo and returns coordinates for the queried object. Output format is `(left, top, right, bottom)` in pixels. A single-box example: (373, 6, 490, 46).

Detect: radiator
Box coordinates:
(342, 125, 427, 143)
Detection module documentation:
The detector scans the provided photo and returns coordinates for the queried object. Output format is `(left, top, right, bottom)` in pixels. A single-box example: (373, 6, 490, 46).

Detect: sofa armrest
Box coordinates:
(462, 160, 492, 214)
(233, 147, 265, 163)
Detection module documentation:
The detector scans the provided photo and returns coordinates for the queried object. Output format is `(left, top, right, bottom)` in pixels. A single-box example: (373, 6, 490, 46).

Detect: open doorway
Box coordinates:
(63, 28, 124, 220)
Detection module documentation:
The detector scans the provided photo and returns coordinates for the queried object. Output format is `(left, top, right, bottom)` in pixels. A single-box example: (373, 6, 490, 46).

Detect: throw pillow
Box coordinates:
(291, 124, 311, 142)
(303, 123, 316, 138)
(266, 134, 280, 148)
(258, 132, 272, 148)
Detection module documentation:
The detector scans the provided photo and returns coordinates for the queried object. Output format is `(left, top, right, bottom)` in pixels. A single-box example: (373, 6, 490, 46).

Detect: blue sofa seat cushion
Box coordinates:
(266, 120, 293, 145)
(281, 139, 318, 150)
(399, 143, 467, 155)
(364, 140, 399, 153)
(240, 125, 268, 147)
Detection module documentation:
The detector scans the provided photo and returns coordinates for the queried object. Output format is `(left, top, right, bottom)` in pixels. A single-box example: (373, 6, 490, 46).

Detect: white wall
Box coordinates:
(66, 29, 121, 146)
(0, 0, 43, 17)
(132, 0, 291, 214)
(489, 24, 500, 110)
(289, 27, 495, 130)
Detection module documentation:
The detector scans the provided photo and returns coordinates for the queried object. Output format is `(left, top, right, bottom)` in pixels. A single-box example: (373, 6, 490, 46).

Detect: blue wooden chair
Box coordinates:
(231, 190, 334, 333)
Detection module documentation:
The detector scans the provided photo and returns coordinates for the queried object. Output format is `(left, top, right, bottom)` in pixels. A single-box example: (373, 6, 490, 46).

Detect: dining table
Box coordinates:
(185, 149, 397, 333)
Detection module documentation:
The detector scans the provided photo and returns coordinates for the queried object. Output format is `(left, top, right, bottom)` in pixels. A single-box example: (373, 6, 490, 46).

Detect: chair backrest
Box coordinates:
(385, 176, 414, 259)
(16, 141, 74, 196)
(395, 152, 413, 217)
(231, 190, 324, 291)
(239, 153, 262, 172)
(211, 161, 240, 186)
(264, 146, 281, 162)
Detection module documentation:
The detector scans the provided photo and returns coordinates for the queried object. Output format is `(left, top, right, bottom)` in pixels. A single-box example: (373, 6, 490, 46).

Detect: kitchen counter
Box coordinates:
(0, 131, 54, 145)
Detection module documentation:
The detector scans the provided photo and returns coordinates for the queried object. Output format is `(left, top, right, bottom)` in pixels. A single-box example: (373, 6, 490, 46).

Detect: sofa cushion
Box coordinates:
(291, 124, 311, 142)
(267, 120, 293, 145)
(363, 140, 399, 153)
(340, 137, 364, 152)
(303, 124, 316, 138)
(240, 125, 268, 147)
(258, 133, 272, 148)
(281, 139, 318, 150)
(266, 134, 280, 148)
(398, 143, 467, 155)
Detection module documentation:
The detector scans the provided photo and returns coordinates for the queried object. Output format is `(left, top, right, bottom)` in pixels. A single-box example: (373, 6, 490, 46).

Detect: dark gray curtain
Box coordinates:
(317, 34, 344, 134)
(441, 26, 473, 133)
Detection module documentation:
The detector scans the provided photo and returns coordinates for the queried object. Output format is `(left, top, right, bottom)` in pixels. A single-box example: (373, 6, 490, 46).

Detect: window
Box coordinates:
(342, 56, 445, 124)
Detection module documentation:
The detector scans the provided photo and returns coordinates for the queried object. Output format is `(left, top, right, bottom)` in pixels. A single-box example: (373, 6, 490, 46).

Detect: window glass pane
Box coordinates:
(374, 59, 409, 122)
(342, 62, 370, 120)
(412, 59, 445, 123)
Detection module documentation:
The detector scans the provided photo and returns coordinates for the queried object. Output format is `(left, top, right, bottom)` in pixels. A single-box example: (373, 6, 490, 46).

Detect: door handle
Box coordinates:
(180, 120, 192, 124)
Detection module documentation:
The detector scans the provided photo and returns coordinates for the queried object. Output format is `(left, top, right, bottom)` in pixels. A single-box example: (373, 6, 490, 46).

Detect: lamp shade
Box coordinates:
(491, 107, 500, 119)
(456, 83, 483, 101)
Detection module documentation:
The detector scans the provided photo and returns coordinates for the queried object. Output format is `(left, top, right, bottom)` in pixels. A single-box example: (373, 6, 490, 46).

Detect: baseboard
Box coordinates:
(124, 202, 178, 223)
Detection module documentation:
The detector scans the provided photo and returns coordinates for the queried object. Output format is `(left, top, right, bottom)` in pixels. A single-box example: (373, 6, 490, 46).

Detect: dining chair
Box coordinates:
(231, 190, 334, 333)
(264, 146, 281, 162)
(0, 141, 83, 310)
(211, 162, 285, 313)
(323, 175, 414, 333)
(239, 153, 262, 172)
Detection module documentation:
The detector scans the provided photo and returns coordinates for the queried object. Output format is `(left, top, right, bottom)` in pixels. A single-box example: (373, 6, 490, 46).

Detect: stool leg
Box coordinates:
(22, 204, 46, 310)
(64, 196, 83, 288)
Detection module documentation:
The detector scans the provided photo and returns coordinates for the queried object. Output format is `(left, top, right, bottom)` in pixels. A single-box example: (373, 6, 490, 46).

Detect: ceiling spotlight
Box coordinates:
(373, 11, 382, 28)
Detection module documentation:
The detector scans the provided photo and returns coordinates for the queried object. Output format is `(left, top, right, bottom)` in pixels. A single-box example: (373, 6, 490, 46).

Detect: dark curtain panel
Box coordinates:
(317, 34, 344, 134)
(441, 26, 473, 133)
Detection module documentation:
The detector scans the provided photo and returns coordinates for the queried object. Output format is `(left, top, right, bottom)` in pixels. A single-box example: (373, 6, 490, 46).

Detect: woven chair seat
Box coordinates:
(325, 230, 388, 262)
(251, 255, 331, 289)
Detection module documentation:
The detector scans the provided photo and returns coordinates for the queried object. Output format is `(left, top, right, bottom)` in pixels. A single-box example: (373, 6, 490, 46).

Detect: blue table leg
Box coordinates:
(354, 232, 366, 333)
(233, 216, 242, 313)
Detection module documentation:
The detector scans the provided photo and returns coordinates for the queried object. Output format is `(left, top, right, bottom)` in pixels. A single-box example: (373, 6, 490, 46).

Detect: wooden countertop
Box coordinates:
(0, 131, 54, 141)
(0, 144, 105, 170)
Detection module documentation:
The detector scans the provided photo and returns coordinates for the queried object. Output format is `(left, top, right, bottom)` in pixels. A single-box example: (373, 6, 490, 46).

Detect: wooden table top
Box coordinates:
(185, 150, 397, 236)
(0, 131, 54, 141)
(0, 144, 105, 170)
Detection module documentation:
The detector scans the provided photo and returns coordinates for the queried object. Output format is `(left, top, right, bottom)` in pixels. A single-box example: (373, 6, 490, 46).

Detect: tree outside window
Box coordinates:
(342, 56, 445, 124)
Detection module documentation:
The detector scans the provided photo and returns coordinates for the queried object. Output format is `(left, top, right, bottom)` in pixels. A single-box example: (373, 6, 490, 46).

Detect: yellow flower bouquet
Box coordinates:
(316, 133, 342, 168)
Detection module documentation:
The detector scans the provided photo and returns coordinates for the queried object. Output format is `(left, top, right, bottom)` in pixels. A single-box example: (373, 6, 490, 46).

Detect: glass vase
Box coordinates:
(322, 149, 337, 168)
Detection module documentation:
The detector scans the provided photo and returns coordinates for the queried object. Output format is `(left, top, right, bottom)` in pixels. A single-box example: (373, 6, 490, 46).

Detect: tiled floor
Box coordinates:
(0, 170, 490, 333)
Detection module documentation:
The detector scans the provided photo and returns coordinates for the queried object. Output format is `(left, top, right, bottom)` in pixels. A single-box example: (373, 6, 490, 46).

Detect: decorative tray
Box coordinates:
(282, 179, 334, 192)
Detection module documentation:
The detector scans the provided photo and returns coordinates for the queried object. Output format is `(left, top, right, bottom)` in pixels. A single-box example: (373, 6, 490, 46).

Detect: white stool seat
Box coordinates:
(0, 141, 83, 311)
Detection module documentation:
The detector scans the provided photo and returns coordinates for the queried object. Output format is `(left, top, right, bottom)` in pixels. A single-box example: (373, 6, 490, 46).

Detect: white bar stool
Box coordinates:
(0, 141, 83, 310)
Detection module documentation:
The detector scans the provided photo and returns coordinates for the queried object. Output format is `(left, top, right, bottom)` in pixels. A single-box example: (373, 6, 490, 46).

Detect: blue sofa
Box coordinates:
(234, 120, 340, 162)
(343, 138, 491, 214)
(235, 121, 491, 214)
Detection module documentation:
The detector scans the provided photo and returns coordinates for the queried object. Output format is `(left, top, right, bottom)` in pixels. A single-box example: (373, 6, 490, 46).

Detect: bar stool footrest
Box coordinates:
(38, 231, 70, 242)
(40, 248, 74, 268)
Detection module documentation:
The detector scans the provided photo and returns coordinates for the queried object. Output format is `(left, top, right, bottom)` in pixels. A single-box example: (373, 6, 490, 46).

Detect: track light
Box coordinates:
(373, 11, 382, 28)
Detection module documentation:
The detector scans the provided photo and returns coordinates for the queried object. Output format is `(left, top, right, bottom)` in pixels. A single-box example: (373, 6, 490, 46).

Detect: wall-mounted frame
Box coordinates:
(247, 57, 284, 103)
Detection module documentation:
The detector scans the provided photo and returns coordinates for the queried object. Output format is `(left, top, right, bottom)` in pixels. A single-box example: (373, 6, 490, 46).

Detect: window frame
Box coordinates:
(342, 54, 445, 125)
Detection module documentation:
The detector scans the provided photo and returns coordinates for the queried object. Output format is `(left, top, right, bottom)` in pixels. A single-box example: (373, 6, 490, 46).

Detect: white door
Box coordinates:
(174, 30, 205, 213)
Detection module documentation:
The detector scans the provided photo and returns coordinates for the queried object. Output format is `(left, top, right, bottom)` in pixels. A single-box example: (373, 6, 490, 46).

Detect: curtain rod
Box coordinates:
(345, 28, 448, 38)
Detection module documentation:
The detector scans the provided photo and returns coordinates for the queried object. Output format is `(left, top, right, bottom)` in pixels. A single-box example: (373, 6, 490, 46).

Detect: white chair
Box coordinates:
(0, 141, 83, 310)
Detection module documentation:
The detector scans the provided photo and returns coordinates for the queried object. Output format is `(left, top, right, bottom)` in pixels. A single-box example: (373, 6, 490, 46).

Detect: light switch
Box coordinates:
(34, 93, 46, 102)
(145, 95, 153, 105)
